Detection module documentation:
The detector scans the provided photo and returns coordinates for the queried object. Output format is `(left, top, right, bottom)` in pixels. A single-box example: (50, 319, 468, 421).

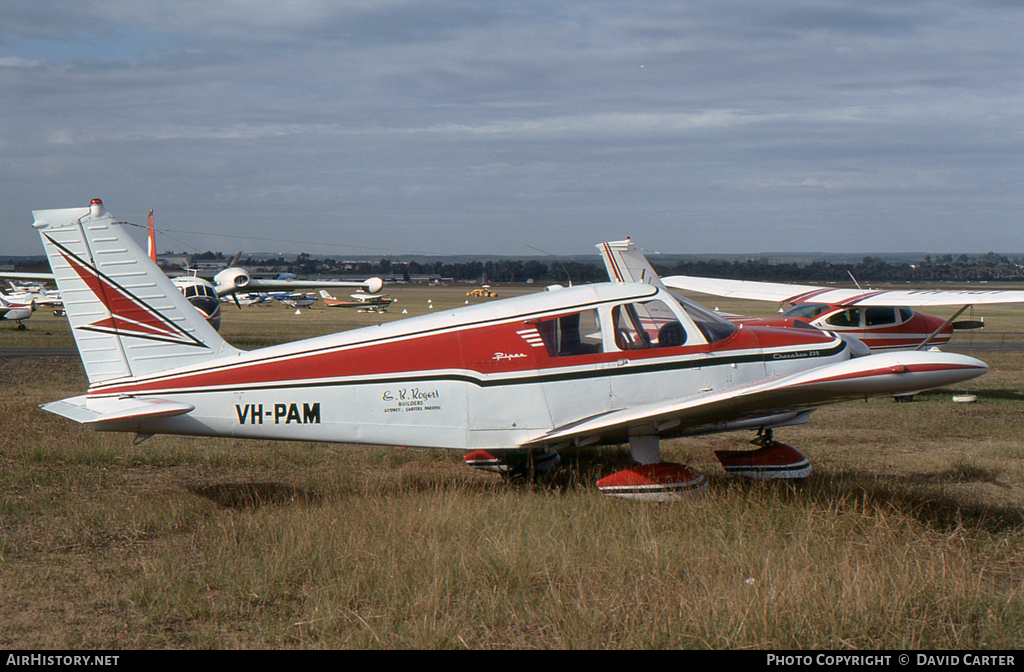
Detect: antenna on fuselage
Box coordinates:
(525, 245, 573, 287)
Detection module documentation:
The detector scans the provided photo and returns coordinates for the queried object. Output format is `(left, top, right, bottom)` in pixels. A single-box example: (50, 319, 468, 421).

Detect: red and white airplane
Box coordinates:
(33, 201, 989, 499)
(599, 240, 1023, 352)
(0, 293, 34, 329)
(0, 272, 63, 322)
(318, 289, 395, 312)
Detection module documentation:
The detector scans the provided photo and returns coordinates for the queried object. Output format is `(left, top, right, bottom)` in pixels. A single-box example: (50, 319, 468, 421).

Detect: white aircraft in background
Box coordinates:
(599, 239, 1024, 352)
(3, 280, 62, 315)
(276, 293, 318, 309)
(0, 293, 34, 329)
(0, 271, 64, 318)
(31, 200, 989, 500)
(318, 289, 395, 312)
(141, 208, 385, 329)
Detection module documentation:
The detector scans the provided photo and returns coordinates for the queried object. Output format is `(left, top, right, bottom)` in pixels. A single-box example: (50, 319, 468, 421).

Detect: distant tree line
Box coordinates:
(247, 251, 1024, 284)
(11, 251, 1024, 284)
(236, 255, 611, 284)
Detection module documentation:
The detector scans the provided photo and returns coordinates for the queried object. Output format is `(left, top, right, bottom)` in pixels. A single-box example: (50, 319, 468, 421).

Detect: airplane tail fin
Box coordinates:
(597, 239, 667, 289)
(318, 289, 335, 300)
(32, 199, 239, 385)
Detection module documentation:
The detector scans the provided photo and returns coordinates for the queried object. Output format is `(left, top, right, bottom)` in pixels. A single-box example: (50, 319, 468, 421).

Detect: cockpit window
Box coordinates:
(668, 292, 737, 343)
(865, 306, 896, 326)
(781, 303, 831, 321)
(535, 309, 604, 357)
(826, 308, 861, 328)
(611, 299, 687, 350)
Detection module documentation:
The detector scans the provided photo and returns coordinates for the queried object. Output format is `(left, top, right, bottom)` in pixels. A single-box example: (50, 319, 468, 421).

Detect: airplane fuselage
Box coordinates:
(78, 284, 855, 450)
(730, 303, 954, 352)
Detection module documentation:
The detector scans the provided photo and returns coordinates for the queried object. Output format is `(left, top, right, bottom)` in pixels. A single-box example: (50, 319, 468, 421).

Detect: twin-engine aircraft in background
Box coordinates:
(599, 239, 1024, 353)
(32, 201, 989, 500)
(141, 210, 385, 329)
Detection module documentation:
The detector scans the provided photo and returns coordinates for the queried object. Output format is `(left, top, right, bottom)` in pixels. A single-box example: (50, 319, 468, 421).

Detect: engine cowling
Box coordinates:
(363, 277, 384, 294)
(213, 267, 251, 296)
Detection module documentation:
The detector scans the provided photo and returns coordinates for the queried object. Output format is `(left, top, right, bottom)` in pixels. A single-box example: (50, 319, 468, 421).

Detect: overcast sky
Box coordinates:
(2, 1, 1022, 258)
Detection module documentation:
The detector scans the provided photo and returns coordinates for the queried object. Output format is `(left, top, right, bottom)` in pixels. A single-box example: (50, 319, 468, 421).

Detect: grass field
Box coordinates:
(1, 284, 1023, 648)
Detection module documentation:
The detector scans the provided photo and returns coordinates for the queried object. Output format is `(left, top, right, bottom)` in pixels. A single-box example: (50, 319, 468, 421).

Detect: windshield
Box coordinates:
(668, 291, 737, 343)
(781, 303, 831, 320)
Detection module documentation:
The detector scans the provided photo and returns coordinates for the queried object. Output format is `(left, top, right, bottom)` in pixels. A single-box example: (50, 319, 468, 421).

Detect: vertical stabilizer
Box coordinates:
(597, 239, 667, 289)
(32, 199, 239, 385)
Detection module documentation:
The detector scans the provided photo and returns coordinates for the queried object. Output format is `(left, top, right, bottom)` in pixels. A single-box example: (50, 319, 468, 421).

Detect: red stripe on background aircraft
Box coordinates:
(0, 293, 34, 329)
(32, 202, 988, 499)
(599, 239, 1024, 353)
(318, 289, 395, 312)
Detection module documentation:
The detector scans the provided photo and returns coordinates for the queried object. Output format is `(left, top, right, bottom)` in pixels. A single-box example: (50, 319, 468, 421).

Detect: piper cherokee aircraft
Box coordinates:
(599, 239, 1024, 352)
(318, 289, 395, 312)
(32, 201, 989, 500)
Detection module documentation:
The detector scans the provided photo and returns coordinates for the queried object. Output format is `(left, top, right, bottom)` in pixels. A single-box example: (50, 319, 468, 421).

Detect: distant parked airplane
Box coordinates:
(318, 289, 395, 312)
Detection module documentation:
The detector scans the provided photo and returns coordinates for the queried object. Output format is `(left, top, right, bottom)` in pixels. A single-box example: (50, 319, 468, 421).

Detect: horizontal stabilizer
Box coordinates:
(42, 395, 194, 426)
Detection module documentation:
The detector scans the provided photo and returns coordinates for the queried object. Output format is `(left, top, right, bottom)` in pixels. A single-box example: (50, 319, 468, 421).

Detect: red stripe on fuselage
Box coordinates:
(89, 317, 840, 397)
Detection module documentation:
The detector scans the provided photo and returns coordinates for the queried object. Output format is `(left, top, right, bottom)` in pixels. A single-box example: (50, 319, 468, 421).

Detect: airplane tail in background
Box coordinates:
(597, 239, 668, 289)
(318, 289, 336, 300)
(32, 199, 239, 385)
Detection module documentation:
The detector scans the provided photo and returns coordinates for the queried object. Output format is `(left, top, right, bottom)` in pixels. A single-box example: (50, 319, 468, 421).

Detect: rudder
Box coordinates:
(32, 199, 239, 385)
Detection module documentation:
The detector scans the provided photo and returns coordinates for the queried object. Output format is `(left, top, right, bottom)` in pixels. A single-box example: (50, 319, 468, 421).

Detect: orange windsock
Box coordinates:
(147, 209, 157, 262)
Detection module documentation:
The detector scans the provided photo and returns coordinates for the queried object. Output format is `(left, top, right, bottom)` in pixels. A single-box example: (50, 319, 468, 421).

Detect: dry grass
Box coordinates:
(1, 284, 1023, 648)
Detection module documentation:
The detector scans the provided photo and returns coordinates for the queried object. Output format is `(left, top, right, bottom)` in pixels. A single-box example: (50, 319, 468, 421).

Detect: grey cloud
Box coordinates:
(1, 1, 1022, 256)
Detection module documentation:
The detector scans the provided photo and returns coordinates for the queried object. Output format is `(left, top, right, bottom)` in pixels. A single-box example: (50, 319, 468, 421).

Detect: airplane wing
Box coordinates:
(212, 267, 385, 297)
(243, 278, 382, 292)
(663, 275, 1024, 307)
(0, 271, 56, 282)
(523, 350, 986, 448)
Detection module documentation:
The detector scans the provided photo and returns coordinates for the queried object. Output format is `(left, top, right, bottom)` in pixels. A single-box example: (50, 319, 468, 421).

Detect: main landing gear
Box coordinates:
(595, 435, 707, 502)
(464, 428, 812, 501)
(713, 428, 812, 480)
(463, 448, 561, 478)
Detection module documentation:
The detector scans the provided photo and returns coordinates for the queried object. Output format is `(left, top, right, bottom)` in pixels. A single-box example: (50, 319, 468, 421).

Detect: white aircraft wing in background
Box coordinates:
(662, 275, 1024, 307)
